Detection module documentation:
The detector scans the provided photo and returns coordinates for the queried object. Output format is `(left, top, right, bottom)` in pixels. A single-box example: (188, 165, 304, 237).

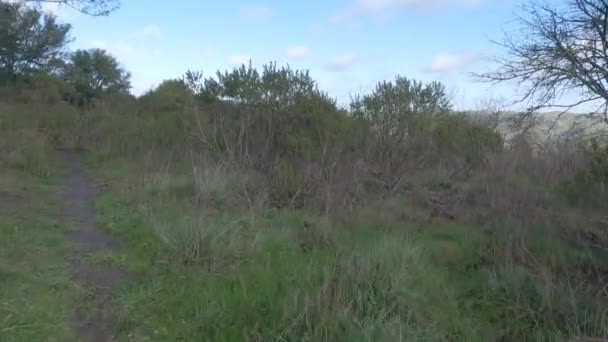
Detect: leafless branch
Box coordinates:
(22, 0, 119, 16)
(477, 0, 608, 127)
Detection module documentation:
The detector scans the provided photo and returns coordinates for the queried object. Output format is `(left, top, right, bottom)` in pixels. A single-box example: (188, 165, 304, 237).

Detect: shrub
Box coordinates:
(0, 72, 67, 105)
(138, 79, 195, 115)
(560, 137, 608, 209)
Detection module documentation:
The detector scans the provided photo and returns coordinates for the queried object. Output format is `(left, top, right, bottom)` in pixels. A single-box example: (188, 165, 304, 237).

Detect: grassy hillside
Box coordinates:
(2, 67, 608, 341)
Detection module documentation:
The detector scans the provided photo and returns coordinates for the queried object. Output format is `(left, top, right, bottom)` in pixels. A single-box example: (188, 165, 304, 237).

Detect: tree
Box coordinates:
(23, 0, 119, 16)
(184, 63, 348, 168)
(0, 1, 71, 81)
(481, 0, 608, 126)
(64, 48, 130, 106)
(350, 76, 452, 193)
(351, 76, 451, 141)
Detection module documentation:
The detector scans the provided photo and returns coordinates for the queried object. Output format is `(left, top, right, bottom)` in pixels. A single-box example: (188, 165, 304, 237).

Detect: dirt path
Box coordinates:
(59, 151, 127, 342)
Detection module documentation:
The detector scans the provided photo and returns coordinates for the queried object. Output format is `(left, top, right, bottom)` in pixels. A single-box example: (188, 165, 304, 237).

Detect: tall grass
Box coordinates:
(0, 100, 80, 176)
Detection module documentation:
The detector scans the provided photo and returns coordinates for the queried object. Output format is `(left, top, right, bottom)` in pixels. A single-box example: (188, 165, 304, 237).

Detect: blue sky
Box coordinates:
(44, 0, 521, 108)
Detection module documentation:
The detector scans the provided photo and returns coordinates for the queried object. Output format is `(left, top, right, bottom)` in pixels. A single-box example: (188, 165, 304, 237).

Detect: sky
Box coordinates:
(41, 0, 524, 109)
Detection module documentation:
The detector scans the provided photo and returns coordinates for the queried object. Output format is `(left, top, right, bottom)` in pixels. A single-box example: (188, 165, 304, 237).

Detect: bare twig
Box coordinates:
(478, 0, 608, 126)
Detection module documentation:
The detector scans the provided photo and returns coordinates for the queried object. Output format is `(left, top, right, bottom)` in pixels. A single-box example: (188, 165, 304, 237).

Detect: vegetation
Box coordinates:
(2, 1, 608, 341)
(63, 48, 131, 108)
(0, 1, 71, 83)
(0, 151, 78, 341)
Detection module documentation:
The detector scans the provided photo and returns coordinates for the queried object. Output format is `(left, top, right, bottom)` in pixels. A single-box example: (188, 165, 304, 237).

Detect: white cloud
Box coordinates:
(285, 46, 312, 59)
(426, 52, 485, 73)
(228, 54, 252, 66)
(239, 5, 272, 19)
(326, 53, 359, 71)
(131, 25, 162, 39)
(333, 0, 486, 23)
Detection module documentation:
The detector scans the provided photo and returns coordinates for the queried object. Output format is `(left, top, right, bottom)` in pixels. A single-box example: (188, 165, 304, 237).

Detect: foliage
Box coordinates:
(0, 71, 66, 104)
(195, 63, 351, 161)
(430, 114, 503, 167)
(351, 75, 451, 140)
(214, 62, 323, 108)
(561, 137, 608, 208)
(588, 138, 608, 190)
(0, 1, 71, 83)
(63, 48, 131, 108)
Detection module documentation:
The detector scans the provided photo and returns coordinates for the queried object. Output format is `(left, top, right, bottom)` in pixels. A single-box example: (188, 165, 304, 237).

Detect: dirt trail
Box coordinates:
(59, 151, 127, 342)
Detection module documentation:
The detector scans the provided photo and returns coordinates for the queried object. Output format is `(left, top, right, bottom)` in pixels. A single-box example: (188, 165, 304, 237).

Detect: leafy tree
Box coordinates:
(64, 48, 130, 107)
(215, 63, 341, 156)
(0, 1, 71, 81)
(182, 70, 222, 103)
(350, 76, 452, 193)
(189, 63, 349, 164)
(481, 0, 608, 125)
(23, 0, 119, 16)
(202, 62, 323, 109)
(351, 76, 451, 142)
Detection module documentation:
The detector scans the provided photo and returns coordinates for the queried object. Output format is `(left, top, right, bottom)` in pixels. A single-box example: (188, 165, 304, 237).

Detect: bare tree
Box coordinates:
(481, 0, 608, 126)
(23, 0, 119, 16)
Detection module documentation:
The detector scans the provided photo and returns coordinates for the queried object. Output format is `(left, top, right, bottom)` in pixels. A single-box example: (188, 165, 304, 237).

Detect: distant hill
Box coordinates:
(463, 109, 608, 142)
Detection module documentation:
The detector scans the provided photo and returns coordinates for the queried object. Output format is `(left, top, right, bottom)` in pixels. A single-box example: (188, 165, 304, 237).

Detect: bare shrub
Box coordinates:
(189, 153, 268, 224)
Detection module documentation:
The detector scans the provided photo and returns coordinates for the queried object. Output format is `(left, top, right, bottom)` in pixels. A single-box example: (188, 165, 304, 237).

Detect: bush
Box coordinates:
(0, 72, 67, 105)
(560, 137, 608, 209)
(430, 114, 503, 168)
(138, 79, 195, 115)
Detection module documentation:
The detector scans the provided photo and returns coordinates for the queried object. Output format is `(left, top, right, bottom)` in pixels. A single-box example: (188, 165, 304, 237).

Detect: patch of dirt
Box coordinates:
(59, 150, 128, 342)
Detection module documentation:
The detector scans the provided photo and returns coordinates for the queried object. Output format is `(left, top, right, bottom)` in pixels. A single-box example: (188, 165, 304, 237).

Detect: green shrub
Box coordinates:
(431, 114, 503, 167)
(0, 73, 67, 105)
(560, 138, 608, 209)
(138, 79, 195, 115)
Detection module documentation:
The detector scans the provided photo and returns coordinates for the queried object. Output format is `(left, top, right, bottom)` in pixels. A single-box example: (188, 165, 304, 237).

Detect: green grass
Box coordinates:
(0, 167, 78, 342)
(92, 158, 608, 341)
(2, 146, 607, 341)
(2, 101, 607, 341)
